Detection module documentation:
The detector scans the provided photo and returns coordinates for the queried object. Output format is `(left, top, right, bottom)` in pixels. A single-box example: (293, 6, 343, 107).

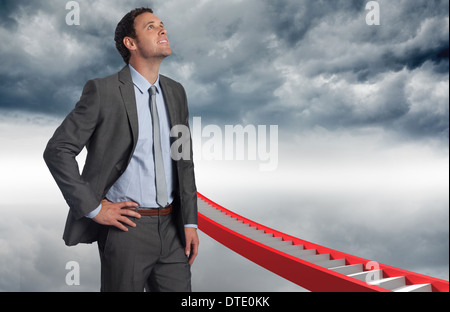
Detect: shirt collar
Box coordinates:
(128, 64, 160, 94)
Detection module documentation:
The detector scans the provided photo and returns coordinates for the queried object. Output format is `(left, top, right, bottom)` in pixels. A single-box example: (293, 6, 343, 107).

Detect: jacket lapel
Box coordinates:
(159, 75, 179, 127)
(118, 66, 139, 149)
(117, 69, 181, 149)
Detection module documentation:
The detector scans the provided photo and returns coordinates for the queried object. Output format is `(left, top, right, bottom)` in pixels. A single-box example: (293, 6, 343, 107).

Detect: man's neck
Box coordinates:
(129, 58, 162, 85)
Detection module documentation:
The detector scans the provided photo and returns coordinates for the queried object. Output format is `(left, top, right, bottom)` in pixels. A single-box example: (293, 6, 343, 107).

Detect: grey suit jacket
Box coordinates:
(44, 66, 198, 246)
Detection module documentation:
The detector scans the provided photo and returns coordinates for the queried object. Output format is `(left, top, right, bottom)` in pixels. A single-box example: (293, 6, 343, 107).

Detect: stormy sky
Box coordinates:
(0, 0, 448, 292)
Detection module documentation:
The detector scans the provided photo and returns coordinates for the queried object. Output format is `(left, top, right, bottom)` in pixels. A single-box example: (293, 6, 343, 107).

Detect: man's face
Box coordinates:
(131, 12, 172, 61)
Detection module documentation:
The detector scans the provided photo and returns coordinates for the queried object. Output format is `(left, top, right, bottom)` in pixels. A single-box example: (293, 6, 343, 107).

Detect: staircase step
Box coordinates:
(329, 264, 363, 275)
(224, 222, 253, 231)
(283, 248, 317, 257)
(235, 228, 266, 236)
(314, 258, 346, 268)
(277, 244, 305, 252)
(297, 253, 330, 262)
(393, 283, 432, 292)
(368, 276, 405, 291)
(348, 269, 383, 282)
(261, 239, 294, 249)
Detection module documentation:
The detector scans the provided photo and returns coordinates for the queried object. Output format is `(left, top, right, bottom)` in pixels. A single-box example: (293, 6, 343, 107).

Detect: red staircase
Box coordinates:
(197, 193, 449, 292)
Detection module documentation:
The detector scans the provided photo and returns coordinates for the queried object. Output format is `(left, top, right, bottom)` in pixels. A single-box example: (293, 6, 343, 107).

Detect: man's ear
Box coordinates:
(123, 37, 137, 51)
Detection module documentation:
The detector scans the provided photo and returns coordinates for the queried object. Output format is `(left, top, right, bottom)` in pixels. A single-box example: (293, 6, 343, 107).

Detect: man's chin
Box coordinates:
(164, 48, 172, 57)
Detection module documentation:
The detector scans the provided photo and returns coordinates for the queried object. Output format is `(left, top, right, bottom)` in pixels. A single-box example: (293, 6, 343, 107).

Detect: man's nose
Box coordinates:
(159, 27, 167, 36)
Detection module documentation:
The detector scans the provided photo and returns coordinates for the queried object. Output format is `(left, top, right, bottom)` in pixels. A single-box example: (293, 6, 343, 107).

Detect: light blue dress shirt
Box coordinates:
(105, 65, 174, 208)
(87, 66, 196, 228)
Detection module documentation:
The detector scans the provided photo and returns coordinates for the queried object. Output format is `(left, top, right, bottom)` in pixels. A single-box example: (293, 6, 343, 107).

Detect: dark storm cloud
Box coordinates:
(165, 0, 448, 141)
(0, 0, 126, 114)
(0, 0, 448, 136)
(265, 0, 366, 47)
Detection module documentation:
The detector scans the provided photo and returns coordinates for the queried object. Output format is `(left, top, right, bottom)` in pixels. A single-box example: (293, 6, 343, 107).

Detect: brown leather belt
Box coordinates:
(127, 204, 173, 216)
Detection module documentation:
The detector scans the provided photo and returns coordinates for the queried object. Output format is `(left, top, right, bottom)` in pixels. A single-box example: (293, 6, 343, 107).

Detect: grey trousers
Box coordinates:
(97, 213, 191, 292)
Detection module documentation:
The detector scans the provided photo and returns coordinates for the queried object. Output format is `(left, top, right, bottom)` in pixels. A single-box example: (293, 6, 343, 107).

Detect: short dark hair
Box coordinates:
(114, 7, 153, 64)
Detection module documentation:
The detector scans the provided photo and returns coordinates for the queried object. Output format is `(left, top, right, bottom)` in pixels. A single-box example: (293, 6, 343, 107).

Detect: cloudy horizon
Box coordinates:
(0, 0, 448, 292)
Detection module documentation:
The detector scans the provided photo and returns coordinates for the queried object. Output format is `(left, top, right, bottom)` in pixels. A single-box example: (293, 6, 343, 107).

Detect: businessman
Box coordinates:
(44, 7, 199, 292)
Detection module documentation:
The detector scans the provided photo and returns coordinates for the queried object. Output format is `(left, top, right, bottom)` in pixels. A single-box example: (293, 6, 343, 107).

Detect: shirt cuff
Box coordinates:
(86, 203, 102, 219)
(184, 224, 198, 229)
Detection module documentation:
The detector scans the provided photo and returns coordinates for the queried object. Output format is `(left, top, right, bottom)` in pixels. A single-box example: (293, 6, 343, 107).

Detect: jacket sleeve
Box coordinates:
(178, 84, 198, 226)
(43, 79, 101, 220)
